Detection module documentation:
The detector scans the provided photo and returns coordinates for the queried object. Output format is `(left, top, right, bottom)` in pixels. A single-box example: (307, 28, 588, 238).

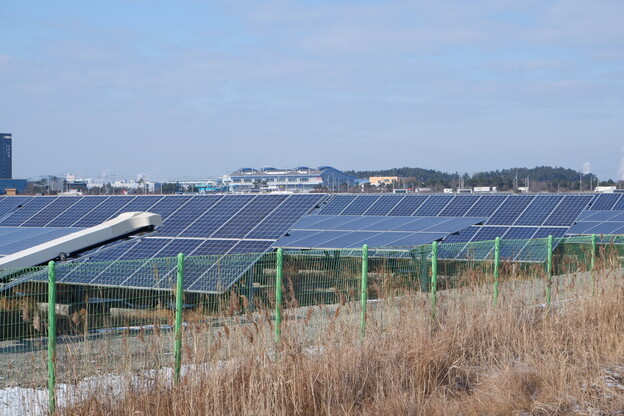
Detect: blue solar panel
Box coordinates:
(0, 197, 58, 226)
(72, 197, 137, 227)
(18, 197, 82, 227)
(611, 196, 624, 210)
(228, 240, 273, 254)
(502, 227, 538, 240)
(533, 227, 567, 239)
(583, 222, 624, 235)
(360, 217, 425, 231)
(356, 232, 415, 248)
(246, 194, 326, 239)
(385, 233, 449, 247)
(179, 195, 254, 238)
(514, 196, 563, 226)
(465, 195, 508, 217)
(566, 222, 599, 234)
(442, 226, 479, 243)
(154, 239, 204, 257)
(486, 196, 534, 225)
(363, 195, 404, 215)
(193, 239, 239, 255)
(388, 196, 429, 216)
(46, 196, 109, 227)
(457, 227, 507, 259)
(147, 195, 195, 221)
(329, 216, 394, 230)
(299, 215, 362, 230)
(590, 193, 622, 210)
(420, 217, 486, 232)
(581, 211, 620, 221)
(317, 195, 357, 215)
(413, 195, 454, 216)
(318, 231, 380, 248)
(543, 195, 592, 226)
(158, 196, 223, 237)
(341, 195, 381, 215)
(106, 195, 164, 219)
(0, 196, 32, 218)
(277, 231, 348, 248)
(438, 195, 480, 216)
(212, 194, 288, 238)
(0, 228, 82, 255)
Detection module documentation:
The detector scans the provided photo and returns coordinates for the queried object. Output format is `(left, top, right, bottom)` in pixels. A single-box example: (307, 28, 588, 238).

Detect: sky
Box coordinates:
(1, 0, 623, 182)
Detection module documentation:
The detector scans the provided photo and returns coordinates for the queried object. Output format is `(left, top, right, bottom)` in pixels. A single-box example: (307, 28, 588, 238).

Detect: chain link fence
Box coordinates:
(1, 234, 623, 414)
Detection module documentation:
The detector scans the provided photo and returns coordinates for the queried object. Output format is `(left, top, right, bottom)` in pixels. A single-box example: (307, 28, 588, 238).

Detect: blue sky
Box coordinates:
(1, 0, 623, 181)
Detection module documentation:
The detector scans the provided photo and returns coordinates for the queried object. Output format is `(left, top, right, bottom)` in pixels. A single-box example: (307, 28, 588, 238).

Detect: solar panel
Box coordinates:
(514, 195, 563, 226)
(566, 210, 624, 235)
(157, 195, 223, 237)
(20, 197, 83, 227)
(456, 227, 507, 259)
(465, 195, 508, 217)
(193, 239, 239, 255)
(246, 194, 326, 239)
(212, 194, 288, 238)
(542, 195, 592, 226)
(106, 195, 164, 219)
(388, 195, 429, 216)
(0, 227, 82, 256)
(317, 195, 357, 215)
(363, 195, 404, 215)
(486, 196, 534, 225)
(0, 197, 58, 226)
(45, 196, 109, 227)
(0, 196, 33, 218)
(384, 232, 449, 247)
(590, 193, 621, 210)
(413, 195, 454, 216)
(72, 197, 137, 227)
(299, 215, 363, 230)
(611, 196, 624, 210)
(340, 195, 381, 215)
(438, 195, 480, 216)
(179, 195, 254, 238)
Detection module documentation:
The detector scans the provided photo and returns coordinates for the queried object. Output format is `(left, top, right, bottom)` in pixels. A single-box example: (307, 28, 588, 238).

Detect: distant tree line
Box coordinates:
(346, 166, 613, 192)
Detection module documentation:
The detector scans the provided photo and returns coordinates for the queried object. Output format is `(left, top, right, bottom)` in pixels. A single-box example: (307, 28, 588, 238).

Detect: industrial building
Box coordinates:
(227, 166, 358, 193)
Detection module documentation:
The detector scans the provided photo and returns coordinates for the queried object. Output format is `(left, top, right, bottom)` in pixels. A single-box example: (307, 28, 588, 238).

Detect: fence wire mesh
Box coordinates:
(1, 234, 623, 414)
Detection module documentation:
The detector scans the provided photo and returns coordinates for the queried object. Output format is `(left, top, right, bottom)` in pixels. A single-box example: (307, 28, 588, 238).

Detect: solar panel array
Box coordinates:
(0, 191, 612, 290)
(315, 193, 594, 261)
(273, 215, 486, 249)
(0, 194, 325, 292)
(567, 210, 624, 235)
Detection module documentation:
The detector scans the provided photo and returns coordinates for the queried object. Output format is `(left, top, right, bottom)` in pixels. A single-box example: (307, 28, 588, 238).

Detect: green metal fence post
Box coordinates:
(275, 248, 283, 344)
(431, 241, 438, 321)
(360, 244, 368, 340)
(591, 233, 597, 296)
(546, 235, 553, 308)
(47, 261, 57, 415)
(174, 253, 184, 385)
(493, 237, 500, 307)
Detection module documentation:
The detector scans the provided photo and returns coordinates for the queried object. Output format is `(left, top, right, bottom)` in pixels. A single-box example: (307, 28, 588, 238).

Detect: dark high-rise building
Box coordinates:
(0, 133, 12, 179)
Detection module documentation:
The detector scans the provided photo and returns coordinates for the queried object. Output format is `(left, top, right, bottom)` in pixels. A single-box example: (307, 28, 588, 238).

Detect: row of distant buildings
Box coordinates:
(47, 166, 361, 195)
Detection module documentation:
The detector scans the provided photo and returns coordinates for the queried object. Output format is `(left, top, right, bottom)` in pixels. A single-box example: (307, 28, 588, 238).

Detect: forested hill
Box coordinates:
(345, 166, 606, 192)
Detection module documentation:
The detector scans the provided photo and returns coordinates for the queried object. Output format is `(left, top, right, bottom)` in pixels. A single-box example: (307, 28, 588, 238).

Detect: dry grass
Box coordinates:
(59, 267, 624, 416)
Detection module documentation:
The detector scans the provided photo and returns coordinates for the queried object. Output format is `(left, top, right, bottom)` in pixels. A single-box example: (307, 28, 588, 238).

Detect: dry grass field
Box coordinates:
(55, 263, 624, 416)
